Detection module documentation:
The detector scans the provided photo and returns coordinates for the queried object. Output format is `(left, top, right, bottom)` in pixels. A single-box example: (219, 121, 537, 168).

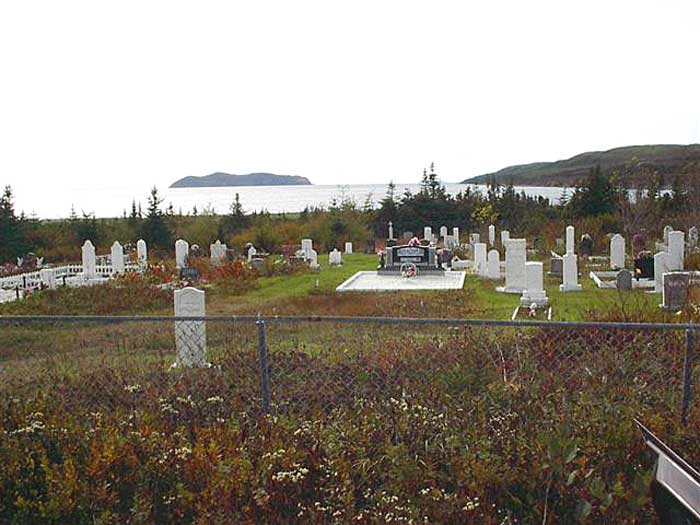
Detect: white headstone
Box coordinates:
(388, 222, 394, 240)
(136, 239, 148, 267)
(663, 225, 673, 245)
(469, 233, 480, 245)
(662, 272, 690, 311)
(440, 226, 448, 239)
(521, 261, 548, 306)
(173, 287, 207, 368)
(247, 245, 257, 262)
(301, 239, 313, 259)
(423, 226, 432, 241)
(111, 241, 125, 275)
(210, 240, 227, 265)
(501, 230, 510, 245)
(566, 226, 575, 255)
(610, 234, 625, 269)
(560, 253, 582, 292)
(473, 243, 488, 276)
(654, 252, 668, 293)
(308, 249, 318, 267)
(488, 224, 496, 246)
(486, 249, 500, 280)
(504, 238, 527, 292)
(689, 227, 699, 250)
(328, 248, 342, 266)
(40, 268, 56, 289)
(452, 227, 460, 244)
(175, 239, 189, 269)
(81, 240, 97, 279)
(344, 242, 353, 255)
(667, 230, 685, 271)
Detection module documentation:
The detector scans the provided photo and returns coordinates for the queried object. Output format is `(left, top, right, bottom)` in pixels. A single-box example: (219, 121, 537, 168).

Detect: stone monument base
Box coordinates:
(520, 291, 549, 307)
(559, 283, 582, 292)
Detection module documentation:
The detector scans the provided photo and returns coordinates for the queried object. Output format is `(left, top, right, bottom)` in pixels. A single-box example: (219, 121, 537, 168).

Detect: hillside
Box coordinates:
(462, 144, 700, 187)
(170, 172, 312, 188)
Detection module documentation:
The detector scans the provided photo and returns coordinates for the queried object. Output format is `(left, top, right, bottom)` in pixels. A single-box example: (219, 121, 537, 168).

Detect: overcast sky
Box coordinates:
(1, 0, 699, 213)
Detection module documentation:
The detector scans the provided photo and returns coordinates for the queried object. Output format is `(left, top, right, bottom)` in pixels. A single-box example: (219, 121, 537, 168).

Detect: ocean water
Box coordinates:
(18, 183, 568, 219)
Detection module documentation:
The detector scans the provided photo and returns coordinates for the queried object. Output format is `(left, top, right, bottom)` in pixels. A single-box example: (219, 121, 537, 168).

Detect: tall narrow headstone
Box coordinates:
(388, 222, 394, 240)
(654, 252, 667, 293)
(663, 225, 673, 245)
(560, 253, 582, 292)
(661, 272, 690, 310)
(210, 240, 227, 265)
(423, 226, 432, 241)
(488, 224, 496, 246)
(521, 262, 548, 306)
(487, 249, 500, 280)
(111, 241, 125, 275)
(175, 239, 189, 269)
(82, 240, 97, 279)
(440, 226, 448, 239)
(136, 239, 148, 267)
(174, 287, 208, 368)
(247, 245, 257, 262)
(308, 249, 319, 270)
(689, 226, 698, 251)
(501, 230, 510, 246)
(504, 238, 527, 293)
(667, 231, 685, 271)
(610, 234, 625, 269)
(474, 243, 487, 276)
(328, 249, 342, 266)
(452, 227, 460, 245)
(344, 242, 353, 255)
(566, 225, 575, 255)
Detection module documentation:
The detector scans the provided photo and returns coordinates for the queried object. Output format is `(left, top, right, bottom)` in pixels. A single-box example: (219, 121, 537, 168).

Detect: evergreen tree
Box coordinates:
(141, 187, 172, 249)
(218, 193, 248, 239)
(0, 186, 28, 263)
(567, 166, 620, 217)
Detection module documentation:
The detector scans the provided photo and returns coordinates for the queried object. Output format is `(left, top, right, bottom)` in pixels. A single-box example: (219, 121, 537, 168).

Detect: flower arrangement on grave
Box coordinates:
(407, 237, 421, 247)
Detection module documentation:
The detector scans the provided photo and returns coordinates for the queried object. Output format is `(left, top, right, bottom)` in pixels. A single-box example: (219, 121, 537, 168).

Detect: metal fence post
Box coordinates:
(256, 315, 272, 414)
(681, 329, 695, 425)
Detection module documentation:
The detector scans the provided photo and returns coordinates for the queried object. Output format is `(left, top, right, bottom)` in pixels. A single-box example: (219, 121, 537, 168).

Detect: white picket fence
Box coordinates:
(0, 263, 140, 290)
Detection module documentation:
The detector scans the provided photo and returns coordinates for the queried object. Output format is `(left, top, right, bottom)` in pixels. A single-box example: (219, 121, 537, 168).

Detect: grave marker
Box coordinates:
(137, 239, 148, 267)
(175, 239, 189, 269)
(344, 242, 353, 255)
(174, 287, 208, 368)
(487, 249, 500, 279)
(667, 230, 685, 271)
(610, 234, 625, 269)
(616, 269, 633, 290)
(111, 241, 125, 275)
(210, 240, 227, 265)
(521, 262, 548, 306)
(82, 240, 96, 279)
(503, 238, 526, 293)
(662, 272, 690, 311)
(654, 252, 668, 293)
(474, 243, 487, 276)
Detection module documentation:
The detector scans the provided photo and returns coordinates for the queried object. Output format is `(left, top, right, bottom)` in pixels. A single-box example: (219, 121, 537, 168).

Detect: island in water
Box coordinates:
(170, 172, 312, 188)
(462, 144, 700, 188)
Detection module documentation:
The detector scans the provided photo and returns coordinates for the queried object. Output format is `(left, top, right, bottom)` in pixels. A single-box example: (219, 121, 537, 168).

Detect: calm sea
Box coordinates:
(19, 183, 568, 219)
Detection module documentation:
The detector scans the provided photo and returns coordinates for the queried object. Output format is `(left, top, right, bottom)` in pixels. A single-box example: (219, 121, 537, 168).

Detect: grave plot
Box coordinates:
(589, 270, 655, 290)
(336, 270, 466, 292)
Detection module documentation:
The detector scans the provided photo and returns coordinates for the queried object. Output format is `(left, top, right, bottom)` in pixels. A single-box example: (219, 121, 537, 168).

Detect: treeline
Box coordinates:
(1, 164, 698, 266)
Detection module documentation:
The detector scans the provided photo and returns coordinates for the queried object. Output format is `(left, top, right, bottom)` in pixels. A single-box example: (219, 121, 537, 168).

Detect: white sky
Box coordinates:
(1, 0, 699, 212)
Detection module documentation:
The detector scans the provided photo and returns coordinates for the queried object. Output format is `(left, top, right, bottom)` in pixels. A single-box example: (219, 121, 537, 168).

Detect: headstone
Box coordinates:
(501, 230, 510, 246)
(111, 241, 125, 275)
(81, 240, 97, 279)
(487, 249, 500, 279)
(173, 287, 208, 368)
(662, 272, 690, 311)
(663, 225, 673, 245)
(654, 252, 668, 293)
(610, 234, 625, 269)
(210, 240, 227, 265)
(550, 256, 563, 277)
(136, 239, 148, 267)
(301, 239, 313, 259)
(520, 262, 548, 306)
(381, 243, 439, 273)
(388, 222, 394, 240)
(175, 239, 189, 269)
(423, 227, 432, 241)
(308, 249, 319, 268)
(555, 238, 564, 250)
(440, 226, 448, 239)
(443, 235, 455, 249)
(667, 231, 685, 271)
(344, 242, 353, 255)
(566, 225, 575, 255)
(453, 227, 460, 244)
(504, 238, 527, 293)
(247, 244, 257, 262)
(616, 269, 633, 290)
(469, 233, 480, 245)
(402, 231, 414, 240)
(689, 226, 699, 250)
(473, 243, 487, 276)
(488, 224, 496, 246)
(560, 253, 582, 292)
(40, 268, 56, 289)
(328, 248, 342, 266)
